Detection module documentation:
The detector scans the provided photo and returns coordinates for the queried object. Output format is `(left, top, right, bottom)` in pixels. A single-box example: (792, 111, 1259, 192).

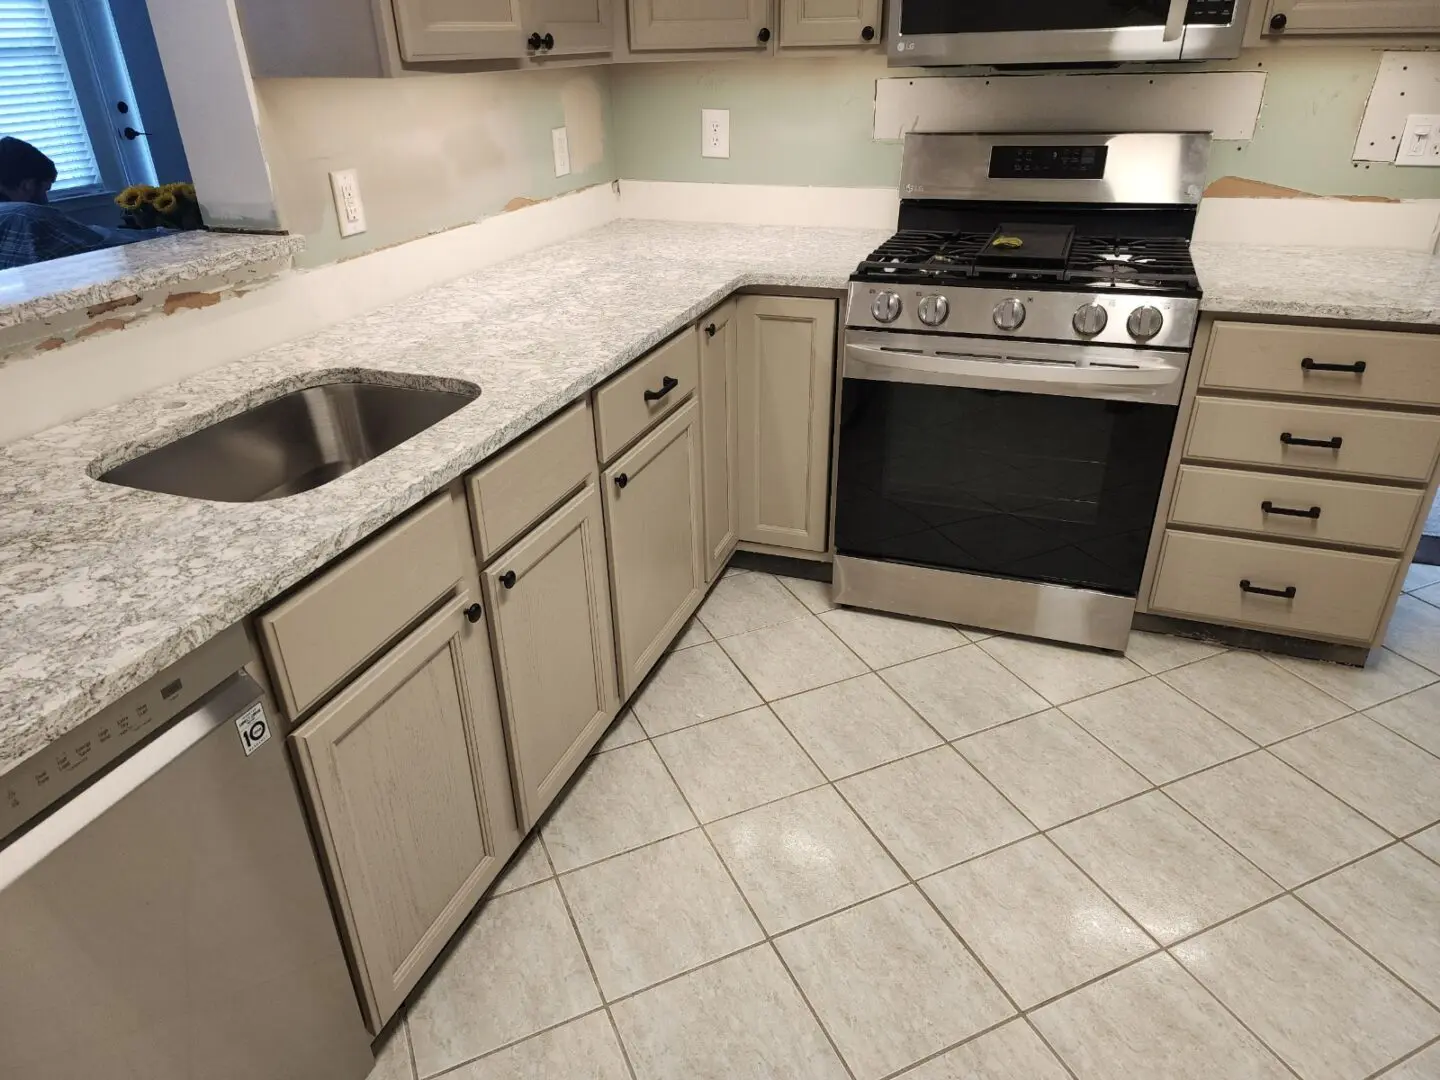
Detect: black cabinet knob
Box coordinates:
(499, 570, 517, 589)
(464, 602, 483, 623)
(614, 473, 629, 489)
(542, 32, 554, 48)
(528, 31, 543, 48)
(1269, 12, 1287, 29)
(861, 24, 875, 40)
(705, 323, 717, 337)
(757, 26, 771, 42)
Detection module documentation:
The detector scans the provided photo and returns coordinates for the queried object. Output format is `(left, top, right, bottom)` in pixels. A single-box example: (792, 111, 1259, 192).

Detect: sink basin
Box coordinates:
(99, 380, 479, 502)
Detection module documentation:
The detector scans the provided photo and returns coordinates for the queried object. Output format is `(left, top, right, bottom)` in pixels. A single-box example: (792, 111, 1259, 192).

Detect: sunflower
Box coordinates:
(153, 191, 178, 215)
(115, 185, 151, 209)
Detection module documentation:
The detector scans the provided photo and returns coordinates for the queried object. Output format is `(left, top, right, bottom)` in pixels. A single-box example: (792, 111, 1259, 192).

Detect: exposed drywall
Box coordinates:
(611, 49, 1440, 200)
(255, 68, 616, 268)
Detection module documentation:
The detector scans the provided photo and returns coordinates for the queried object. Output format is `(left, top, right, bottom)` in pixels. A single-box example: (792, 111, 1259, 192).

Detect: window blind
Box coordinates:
(0, 0, 101, 194)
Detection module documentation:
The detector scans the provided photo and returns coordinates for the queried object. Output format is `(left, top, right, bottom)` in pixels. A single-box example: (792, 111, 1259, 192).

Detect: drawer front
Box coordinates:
(259, 493, 464, 718)
(1203, 321, 1440, 406)
(1169, 465, 1424, 552)
(594, 327, 700, 463)
(1150, 530, 1398, 644)
(468, 399, 596, 563)
(1185, 397, 1440, 482)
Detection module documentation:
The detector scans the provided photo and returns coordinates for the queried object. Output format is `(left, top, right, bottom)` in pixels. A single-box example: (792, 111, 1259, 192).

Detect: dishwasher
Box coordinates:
(0, 625, 373, 1080)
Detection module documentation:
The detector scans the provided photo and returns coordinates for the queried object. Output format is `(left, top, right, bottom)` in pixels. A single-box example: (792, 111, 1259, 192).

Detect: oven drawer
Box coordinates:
(1185, 397, 1440, 482)
(1169, 465, 1424, 552)
(594, 327, 699, 463)
(1203, 322, 1440, 406)
(1150, 530, 1399, 644)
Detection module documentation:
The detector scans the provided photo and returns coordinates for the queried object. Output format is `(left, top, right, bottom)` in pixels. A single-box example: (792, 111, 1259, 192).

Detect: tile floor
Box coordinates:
(370, 566, 1440, 1080)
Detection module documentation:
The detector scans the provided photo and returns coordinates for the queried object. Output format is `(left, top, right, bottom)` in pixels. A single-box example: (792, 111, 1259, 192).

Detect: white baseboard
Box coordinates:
(618, 180, 899, 230)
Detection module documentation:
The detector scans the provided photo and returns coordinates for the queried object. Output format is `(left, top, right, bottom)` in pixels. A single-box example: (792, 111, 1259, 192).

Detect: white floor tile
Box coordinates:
(669, 618, 712, 652)
(771, 673, 942, 780)
(1124, 631, 1226, 675)
(775, 575, 836, 614)
(718, 616, 867, 700)
(1411, 824, 1440, 864)
(1366, 682, 1440, 756)
(979, 636, 1147, 705)
(1160, 651, 1350, 744)
(818, 607, 967, 669)
(898, 1021, 1072, 1080)
(629, 643, 761, 738)
(1402, 563, 1440, 594)
(1387, 595, 1440, 674)
(695, 571, 809, 639)
(592, 708, 646, 753)
(446, 1012, 627, 1080)
(367, 1022, 412, 1080)
(881, 646, 1049, 739)
(1379, 1043, 1440, 1080)
(1268, 649, 1436, 712)
(490, 835, 552, 897)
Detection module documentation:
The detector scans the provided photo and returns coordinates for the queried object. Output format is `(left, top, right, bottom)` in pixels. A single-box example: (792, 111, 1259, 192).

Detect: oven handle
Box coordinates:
(844, 343, 1185, 404)
(1163, 0, 1187, 40)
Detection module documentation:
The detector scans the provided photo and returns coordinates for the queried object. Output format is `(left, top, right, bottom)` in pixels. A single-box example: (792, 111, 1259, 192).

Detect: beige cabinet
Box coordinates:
(524, 0, 613, 54)
(700, 301, 740, 582)
(780, 0, 881, 45)
(736, 295, 837, 553)
(392, 0, 526, 61)
(604, 400, 706, 695)
(483, 484, 618, 828)
(1262, 0, 1440, 32)
(290, 591, 517, 1031)
(628, 0, 771, 49)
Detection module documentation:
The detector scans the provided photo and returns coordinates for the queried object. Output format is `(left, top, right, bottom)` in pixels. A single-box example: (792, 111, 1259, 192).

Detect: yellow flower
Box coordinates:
(153, 192, 178, 215)
(135, 185, 161, 204)
(115, 186, 147, 209)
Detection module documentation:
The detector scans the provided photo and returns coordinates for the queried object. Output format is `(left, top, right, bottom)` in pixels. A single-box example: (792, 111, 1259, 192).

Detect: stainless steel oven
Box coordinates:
(889, 0, 1250, 66)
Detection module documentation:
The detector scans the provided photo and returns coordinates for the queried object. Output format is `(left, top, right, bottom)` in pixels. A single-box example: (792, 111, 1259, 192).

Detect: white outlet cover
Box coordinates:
(702, 108, 729, 159)
(328, 168, 366, 238)
(1395, 114, 1440, 167)
(552, 127, 571, 177)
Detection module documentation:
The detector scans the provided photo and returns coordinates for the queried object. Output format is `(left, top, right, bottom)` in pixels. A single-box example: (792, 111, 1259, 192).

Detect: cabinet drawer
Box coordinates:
(1150, 530, 1398, 644)
(1185, 397, 1440, 482)
(258, 493, 463, 718)
(1169, 465, 1424, 552)
(594, 327, 699, 463)
(1203, 321, 1440, 406)
(468, 399, 596, 562)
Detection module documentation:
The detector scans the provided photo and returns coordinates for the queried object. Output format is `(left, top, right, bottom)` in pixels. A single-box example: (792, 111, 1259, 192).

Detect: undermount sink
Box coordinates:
(99, 380, 479, 502)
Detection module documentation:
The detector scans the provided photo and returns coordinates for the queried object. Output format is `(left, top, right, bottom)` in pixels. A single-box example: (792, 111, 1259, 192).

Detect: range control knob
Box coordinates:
(1072, 302, 1109, 337)
(992, 297, 1026, 331)
(917, 294, 950, 327)
(1126, 305, 1165, 341)
(871, 291, 902, 323)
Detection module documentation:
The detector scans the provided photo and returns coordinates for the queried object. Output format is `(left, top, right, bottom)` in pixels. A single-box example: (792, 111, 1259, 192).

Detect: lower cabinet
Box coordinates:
(289, 589, 519, 1032)
(604, 399, 706, 696)
(483, 483, 619, 828)
(700, 299, 740, 582)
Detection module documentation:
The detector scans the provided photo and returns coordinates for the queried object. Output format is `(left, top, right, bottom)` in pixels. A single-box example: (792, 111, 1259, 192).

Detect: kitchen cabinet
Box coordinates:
(392, 0, 527, 61)
(290, 589, 518, 1031)
(736, 295, 837, 554)
(1261, 0, 1440, 33)
(483, 484, 618, 828)
(604, 400, 706, 695)
(779, 0, 881, 46)
(628, 0, 771, 50)
(700, 300, 741, 582)
(526, 0, 613, 55)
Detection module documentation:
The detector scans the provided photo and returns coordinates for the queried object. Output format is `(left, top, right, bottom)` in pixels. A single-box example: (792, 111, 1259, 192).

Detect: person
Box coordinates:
(0, 136, 167, 270)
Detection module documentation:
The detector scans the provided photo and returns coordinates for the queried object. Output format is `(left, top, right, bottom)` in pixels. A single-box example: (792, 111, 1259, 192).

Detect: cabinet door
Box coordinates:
(1264, 0, 1440, 31)
(524, 0, 613, 53)
(779, 0, 881, 45)
(628, 0, 770, 49)
(392, 0, 526, 61)
(700, 301, 740, 582)
(484, 484, 618, 828)
(736, 295, 837, 553)
(291, 591, 517, 1031)
(604, 400, 706, 696)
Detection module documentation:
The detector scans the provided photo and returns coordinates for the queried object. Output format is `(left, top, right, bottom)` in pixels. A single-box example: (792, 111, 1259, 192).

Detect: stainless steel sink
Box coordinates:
(99, 380, 479, 502)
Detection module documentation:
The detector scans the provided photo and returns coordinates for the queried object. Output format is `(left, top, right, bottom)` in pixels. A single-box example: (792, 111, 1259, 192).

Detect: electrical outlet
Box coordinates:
(328, 169, 366, 237)
(1395, 115, 1440, 167)
(702, 109, 729, 159)
(552, 127, 571, 177)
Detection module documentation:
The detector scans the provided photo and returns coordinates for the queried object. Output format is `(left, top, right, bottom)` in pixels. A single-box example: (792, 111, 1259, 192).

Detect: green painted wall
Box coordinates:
(612, 50, 1440, 200)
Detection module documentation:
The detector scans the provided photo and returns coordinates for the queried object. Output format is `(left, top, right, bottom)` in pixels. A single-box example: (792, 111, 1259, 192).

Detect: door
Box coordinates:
(700, 301, 740, 582)
(628, 0, 771, 49)
(291, 591, 518, 1031)
(780, 0, 881, 45)
(604, 400, 706, 697)
(524, 0, 613, 54)
(392, 0, 526, 61)
(736, 295, 837, 553)
(484, 484, 618, 828)
(1263, 0, 1440, 31)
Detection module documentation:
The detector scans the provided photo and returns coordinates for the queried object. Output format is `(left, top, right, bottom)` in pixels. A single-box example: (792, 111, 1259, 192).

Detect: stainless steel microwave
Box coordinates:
(888, 0, 1250, 66)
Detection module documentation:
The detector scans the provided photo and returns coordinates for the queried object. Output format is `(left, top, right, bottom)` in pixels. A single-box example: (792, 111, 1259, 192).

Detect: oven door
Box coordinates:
(834, 335, 1184, 597)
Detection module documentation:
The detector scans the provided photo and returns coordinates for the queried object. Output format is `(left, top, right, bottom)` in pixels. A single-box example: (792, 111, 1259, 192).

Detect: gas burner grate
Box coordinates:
(855, 230, 991, 282)
(1062, 236, 1198, 289)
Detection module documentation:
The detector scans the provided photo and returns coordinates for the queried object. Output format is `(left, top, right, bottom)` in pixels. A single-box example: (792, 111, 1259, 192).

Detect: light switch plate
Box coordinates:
(1396, 114, 1440, 166)
(328, 169, 366, 237)
(552, 127, 571, 177)
(702, 109, 729, 159)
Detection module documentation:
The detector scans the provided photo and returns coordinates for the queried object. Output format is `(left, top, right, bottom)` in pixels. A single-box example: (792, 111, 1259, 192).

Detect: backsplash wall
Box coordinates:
(611, 49, 1440, 201)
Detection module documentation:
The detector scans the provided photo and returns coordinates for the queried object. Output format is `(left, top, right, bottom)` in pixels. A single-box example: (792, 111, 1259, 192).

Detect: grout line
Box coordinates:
(764, 940, 862, 1080)
(1360, 1034, 1440, 1080)
(417, 1006, 613, 1080)
(1290, 888, 1440, 1013)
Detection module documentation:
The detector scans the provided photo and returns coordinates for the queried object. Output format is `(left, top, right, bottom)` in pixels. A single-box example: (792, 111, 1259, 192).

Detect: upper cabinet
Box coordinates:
(779, 0, 881, 46)
(393, 0, 527, 61)
(628, 0, 771, 49)
(1261, 0, 1440, 32)
(525, 0, 614, 55)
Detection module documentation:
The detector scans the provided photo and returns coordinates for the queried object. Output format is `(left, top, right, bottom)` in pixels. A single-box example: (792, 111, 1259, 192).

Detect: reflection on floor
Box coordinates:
(370, 568, 1440, 1080)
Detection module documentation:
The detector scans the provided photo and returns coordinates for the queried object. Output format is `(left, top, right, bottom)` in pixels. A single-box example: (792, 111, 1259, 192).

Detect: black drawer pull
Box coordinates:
(499, 570, 517, 589)
(1261, 500, 1322, 519)
(614, 472, 629, 489)
(1280, 432, 1342, 450)
(1240, 579, 1297, 600)
(644, 376, 679, 402)
(1301, 357, 1367, 375)
(464, 602, 483, 623)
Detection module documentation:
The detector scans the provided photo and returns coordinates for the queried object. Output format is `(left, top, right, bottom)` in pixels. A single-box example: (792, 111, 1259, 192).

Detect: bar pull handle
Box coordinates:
(1301, 357, 1366, 375)
(1280, 432, 1343, 450)
(1261, 501, 1322, 519)
(1240, 579, 1297, 599)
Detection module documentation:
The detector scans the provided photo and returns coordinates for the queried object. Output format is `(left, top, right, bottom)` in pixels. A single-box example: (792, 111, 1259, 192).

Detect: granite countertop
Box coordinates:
(0, 220, 887, 776)
(0, 230, 307, 329)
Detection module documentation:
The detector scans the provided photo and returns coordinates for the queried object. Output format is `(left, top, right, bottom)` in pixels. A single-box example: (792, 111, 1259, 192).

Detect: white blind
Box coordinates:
(0, 0, 101, 194)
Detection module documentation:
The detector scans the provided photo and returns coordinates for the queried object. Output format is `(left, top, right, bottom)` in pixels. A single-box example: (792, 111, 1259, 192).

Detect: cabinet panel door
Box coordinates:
(393, 0, 526, 61)
(700, 300, 740, 582)
(525, 0, 613, 53)
(484, 483, 618, 828)
(629, 0, 770, 49)
(291, 591, 516, 1031)
(1264, 0, 1440, 31)
(779, 0, 880, 45)
(736, 295, 837, 553)
(604, 400, 706, 696)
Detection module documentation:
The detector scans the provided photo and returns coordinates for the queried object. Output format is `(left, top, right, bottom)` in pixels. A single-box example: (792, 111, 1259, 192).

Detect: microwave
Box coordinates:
(888, 0, 1250, 66)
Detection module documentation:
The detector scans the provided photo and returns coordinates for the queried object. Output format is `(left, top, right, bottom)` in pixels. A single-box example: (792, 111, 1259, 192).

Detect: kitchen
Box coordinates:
(1, 2, 1439, 1079)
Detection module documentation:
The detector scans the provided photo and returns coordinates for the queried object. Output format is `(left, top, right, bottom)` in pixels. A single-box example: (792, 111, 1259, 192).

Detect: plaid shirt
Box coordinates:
(0, 201, 158, 270)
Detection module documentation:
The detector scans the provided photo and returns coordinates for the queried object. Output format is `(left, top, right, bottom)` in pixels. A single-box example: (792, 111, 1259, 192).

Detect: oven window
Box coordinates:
(834, 380, 1176, 596)
(900, 0, 1171, 34)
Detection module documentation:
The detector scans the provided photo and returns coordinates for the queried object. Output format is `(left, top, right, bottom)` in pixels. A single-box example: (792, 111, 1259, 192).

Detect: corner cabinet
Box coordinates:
(700, 300, 741, 582)
(779, 0, 881, 46)
(628, 0, 771, 49)
(736, 295, 837, 553)
(1261, 0, 1440, 32)
(392, 0, 527, 61)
